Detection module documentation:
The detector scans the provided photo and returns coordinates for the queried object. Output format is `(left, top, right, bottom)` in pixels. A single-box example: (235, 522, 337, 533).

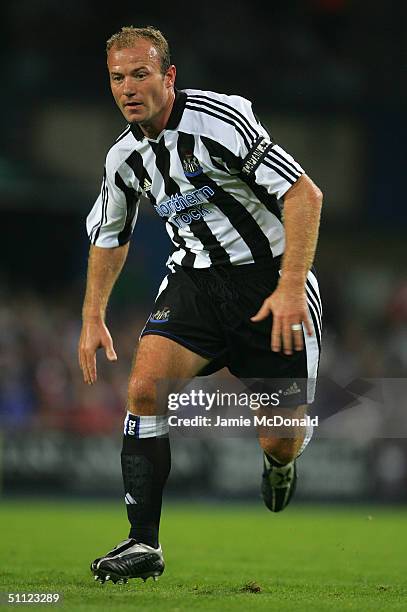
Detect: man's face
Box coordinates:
(107, 39, 175, 126)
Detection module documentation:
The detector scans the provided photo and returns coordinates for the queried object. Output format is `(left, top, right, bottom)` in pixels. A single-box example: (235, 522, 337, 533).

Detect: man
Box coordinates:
(79, 26, 323, 585)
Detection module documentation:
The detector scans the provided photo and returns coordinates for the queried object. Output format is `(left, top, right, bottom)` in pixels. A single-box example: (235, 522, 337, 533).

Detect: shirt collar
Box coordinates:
(129, 89, 187, 141)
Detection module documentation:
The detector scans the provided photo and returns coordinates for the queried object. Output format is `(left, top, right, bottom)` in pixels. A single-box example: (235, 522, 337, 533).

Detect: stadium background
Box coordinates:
(1, 0, 406, 507)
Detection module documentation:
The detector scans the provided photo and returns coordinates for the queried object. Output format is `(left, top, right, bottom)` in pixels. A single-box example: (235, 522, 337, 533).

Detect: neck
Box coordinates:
(140, 89, 176, 139)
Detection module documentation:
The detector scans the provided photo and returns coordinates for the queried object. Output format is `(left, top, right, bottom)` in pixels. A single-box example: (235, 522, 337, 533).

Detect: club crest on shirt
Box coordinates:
(182, 152, 203, 177)
(149, 307, 171, 323)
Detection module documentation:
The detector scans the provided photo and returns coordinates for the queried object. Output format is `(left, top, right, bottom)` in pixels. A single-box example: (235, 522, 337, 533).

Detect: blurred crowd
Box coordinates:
(0, 289, 135, 433)
(1, 267, 406, 434)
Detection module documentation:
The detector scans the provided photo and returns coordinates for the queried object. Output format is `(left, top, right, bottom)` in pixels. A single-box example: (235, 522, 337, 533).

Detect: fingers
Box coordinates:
(78, 326, 118, 385)
(85, 352, 97, 385)
(272, 319, 298, 355)
(271, 314, 282, 353)
(105, 342, 117, 362)
(292, 324, 304, 352)
(251, 294, 314, 355)
(272, 317, 314, 355)
(250, 301, 271, 322)
(303, 311, 313, 337)
(288, 312, 313, 354)
(282, 320, 294, 355)
(272, 321, 303, 355)
(79, 345, 97, 385)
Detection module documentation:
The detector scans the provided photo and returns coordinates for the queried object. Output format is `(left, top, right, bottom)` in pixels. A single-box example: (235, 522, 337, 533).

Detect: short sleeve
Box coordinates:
(234, 98, 305, 199)
(241, 137, 305, 199)
(87, 153, 140, 247)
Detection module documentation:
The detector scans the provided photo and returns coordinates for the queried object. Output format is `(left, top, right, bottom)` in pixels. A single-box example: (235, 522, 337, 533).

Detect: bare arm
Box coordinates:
(251, 174, 323, 354)
(79, 243, 129, 384)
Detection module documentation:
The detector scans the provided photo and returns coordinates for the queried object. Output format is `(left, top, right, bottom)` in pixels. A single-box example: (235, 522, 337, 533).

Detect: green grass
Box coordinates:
(0, 501, 406, 611)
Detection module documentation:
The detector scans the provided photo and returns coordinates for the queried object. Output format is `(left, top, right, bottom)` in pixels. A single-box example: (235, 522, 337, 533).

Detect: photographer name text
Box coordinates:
(168, 415, 318, 428)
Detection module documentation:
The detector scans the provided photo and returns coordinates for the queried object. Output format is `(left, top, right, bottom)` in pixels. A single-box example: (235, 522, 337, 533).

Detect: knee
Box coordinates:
(127, 377, 160, 416)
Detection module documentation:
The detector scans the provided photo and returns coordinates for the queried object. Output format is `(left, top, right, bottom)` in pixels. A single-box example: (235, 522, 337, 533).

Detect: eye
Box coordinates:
(111, 74, 123, 83)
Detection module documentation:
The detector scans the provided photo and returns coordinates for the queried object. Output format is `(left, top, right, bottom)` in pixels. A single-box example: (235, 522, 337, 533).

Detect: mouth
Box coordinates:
(124, 102, 143, 109)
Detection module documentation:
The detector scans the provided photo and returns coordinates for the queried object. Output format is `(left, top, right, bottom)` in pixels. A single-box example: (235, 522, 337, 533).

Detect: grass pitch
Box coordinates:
(0, 500, 406, 611)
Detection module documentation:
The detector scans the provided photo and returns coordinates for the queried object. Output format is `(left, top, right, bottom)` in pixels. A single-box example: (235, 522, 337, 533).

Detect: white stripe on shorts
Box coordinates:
(304, 269, 321, 403)
(139, 273, 172, 340)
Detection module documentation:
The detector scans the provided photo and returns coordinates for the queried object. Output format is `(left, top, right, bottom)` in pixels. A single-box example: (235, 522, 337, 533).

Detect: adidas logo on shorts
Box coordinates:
(282, 382, 301, 396)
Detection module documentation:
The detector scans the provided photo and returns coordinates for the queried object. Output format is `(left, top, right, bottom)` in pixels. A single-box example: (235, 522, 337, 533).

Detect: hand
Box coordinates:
(251, 283, 313, 355)
(78, 317, 117, 384)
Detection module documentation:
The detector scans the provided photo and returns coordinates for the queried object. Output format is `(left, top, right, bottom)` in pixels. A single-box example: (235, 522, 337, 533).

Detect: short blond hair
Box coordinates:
(106, 26, 171, 74)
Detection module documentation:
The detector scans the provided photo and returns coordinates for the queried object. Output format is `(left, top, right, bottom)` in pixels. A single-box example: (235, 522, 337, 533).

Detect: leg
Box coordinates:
(127, 334, 209, 416)
(257, 404, 309, 464)
(121, 335, 209, 546)
(256, 404, 313, 513)
(92, 335, 209, 584)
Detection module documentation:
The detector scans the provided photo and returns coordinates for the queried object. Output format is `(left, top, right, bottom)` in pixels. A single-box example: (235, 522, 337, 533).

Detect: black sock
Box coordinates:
(121, 434, 171, 548)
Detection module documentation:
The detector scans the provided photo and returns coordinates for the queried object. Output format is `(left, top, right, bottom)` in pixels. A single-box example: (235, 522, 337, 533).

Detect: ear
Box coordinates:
(165, 65, 176, 89)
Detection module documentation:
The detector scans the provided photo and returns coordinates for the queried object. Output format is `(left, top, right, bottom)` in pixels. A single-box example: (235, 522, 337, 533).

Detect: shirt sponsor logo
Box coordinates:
(173, 204, 211, 228)
(154, 186, 214, 217)
(154, 186, 214, 228)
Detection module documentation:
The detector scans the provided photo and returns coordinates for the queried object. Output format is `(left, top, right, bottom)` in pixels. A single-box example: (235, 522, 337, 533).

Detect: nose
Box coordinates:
(123, 76, 137, 97)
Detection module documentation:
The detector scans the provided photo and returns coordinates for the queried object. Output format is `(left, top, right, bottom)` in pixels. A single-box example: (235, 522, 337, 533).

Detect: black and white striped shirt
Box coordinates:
(87, 88, 304, 268)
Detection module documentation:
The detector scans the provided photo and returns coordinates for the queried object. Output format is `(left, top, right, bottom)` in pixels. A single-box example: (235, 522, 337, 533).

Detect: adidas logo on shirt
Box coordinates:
(143, 178, 152, 193)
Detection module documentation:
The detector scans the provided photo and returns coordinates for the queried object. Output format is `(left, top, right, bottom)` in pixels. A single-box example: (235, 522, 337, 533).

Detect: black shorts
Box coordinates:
(140, 261, 322, 404)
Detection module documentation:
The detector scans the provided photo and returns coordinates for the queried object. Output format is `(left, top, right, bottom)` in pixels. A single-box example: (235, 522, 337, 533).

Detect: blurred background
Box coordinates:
(0, 0, 406, 503)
